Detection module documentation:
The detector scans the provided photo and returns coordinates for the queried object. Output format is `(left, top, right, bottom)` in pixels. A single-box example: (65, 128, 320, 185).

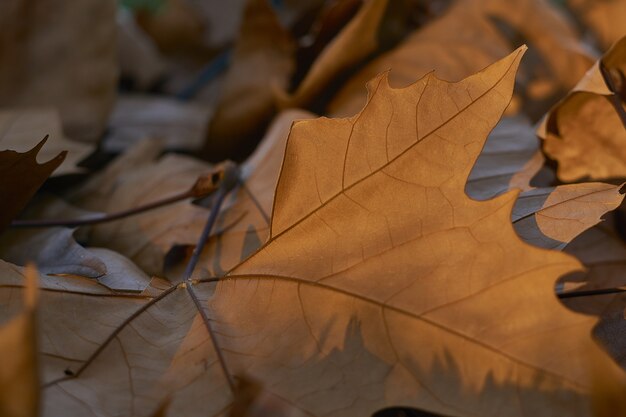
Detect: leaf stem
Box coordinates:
(183, 161, 240, 393)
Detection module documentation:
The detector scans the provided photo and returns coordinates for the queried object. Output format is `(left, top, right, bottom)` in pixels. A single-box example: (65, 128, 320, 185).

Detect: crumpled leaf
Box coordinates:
(567, 0, 626, 51)
(328, 0, 594, 117)
(0, 0, 117, 141)
(0, 108, 93, 176)
(0, 137, 65, 233)
(538, 36, 626, 182)
(17, 47, 624, 417)
(0, 264, 39, 417)
(206, 0, 296, 156)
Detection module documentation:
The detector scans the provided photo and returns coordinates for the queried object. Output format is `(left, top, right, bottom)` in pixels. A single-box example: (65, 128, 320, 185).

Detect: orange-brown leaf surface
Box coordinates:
(539, 35, 626, 182)
(2, 47, 622, 417)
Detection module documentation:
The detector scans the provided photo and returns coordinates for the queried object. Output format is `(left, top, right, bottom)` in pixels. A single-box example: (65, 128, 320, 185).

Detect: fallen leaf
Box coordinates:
(0, 108, 93, 176)
(538, 36, 626, 182)
(0, 137, 65, 233)
(206, 0, 296, 157)
(328, 0, 594, 117)
(281, 0, 390, 107)
(0, 264, 39, 417)
(567, 0, 626, 51)
(69, 110, 314, 278)
(15, 47, 623, 417)
(0, 0, 118, 141)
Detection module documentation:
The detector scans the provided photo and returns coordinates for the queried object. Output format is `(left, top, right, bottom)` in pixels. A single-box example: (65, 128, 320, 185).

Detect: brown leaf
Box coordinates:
(224, 45, 619, 415)
(0, 264, 39, 417)
(7, 48, 625, 417)
(206, 0, 296, 157)
(538, 36, 626, 182)
(0, 0, 117, 141)
(0, 137, 65, 233)
(69, 110, 313, 278)
(328, 0, 593, 117)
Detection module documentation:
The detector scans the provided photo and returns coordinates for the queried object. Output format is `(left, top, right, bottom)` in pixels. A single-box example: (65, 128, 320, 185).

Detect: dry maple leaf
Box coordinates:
(0, 137, 66, 233)
(2, 46, 624, 417)
(538, 35, 626, 182)
(328, 0, 594, 118)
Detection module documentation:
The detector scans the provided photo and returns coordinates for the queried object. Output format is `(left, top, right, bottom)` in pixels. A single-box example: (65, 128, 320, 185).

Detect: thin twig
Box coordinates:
(11, 166, 225, 229)
(557, 286, 626, 299)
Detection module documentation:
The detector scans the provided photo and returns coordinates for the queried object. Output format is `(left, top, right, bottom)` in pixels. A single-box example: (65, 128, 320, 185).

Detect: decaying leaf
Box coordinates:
(539, 35, 626, 182)
(0, 137, 65, 233)
(3, 47, 619, 417)
(0, 264, 39, 417)
(206, 0, 296, 156)
(0, 0, 118, 142)
(328, 0, 594, 117)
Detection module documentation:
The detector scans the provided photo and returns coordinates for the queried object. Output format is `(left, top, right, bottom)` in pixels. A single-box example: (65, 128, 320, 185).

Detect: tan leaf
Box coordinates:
(538, 36, 626, 182)
(6, 48, 625, 417)
(223, 45, 620, 416)
(69, 110, 314, 277)
(328, 0, 593, 117)
(206, 0, 296, 157)
(0, 264, 39, 417)
(0, 0, 117, 141)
